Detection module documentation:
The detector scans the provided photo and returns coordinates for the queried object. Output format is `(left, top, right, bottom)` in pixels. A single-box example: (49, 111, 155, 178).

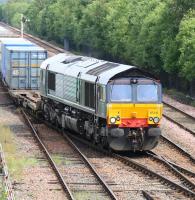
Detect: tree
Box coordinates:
(177, 9, 195, 81)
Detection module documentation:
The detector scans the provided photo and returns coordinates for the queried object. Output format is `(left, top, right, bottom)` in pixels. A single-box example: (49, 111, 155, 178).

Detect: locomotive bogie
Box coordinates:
(41, 95, 161, 151)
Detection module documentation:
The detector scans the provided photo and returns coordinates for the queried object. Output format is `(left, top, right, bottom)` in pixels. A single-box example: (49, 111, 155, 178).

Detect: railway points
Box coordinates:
(63, 131, 195, 199)
(152, 135, 195, 185)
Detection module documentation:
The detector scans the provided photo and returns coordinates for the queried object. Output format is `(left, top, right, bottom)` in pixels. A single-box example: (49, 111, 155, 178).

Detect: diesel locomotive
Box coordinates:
(39, 53, 163, 151)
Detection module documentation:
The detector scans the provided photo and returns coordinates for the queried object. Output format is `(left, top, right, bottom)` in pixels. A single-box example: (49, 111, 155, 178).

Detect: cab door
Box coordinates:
(97, 85, 106, 118)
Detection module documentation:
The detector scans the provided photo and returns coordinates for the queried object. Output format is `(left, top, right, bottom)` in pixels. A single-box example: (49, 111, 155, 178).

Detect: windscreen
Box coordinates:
(137, 85, 158, 102)
(110, 85, 132, 102)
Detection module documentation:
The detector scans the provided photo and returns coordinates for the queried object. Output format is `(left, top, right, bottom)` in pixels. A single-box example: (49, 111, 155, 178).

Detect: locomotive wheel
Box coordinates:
(55, 118, 60, 129)
(100, 136, 108, 148)
(92, 132, 99, 145)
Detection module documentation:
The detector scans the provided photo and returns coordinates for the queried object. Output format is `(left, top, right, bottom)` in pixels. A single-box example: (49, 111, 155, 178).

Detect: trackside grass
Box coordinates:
(0, 124, 38, 180)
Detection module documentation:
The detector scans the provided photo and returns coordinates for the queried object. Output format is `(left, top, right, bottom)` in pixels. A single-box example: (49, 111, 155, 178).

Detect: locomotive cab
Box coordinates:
(106, 77, 162, 151)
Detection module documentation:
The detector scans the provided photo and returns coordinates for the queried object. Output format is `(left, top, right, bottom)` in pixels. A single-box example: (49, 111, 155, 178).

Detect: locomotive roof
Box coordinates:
(40, 53, 136, 84)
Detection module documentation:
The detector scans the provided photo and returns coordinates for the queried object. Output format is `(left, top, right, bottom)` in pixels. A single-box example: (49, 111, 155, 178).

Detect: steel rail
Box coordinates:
(0, 103, 13, 107)
(159, 135, 195, 176)
(63, 133, 118, 200)
(21, 109, 75, 200)
(163, 113, 195, 136)
(163, 102, 195, 136)
(161, 135, 195, 163)
(0, 22, 64, 54)
(146, 151, 195, 191)
(142, 191, 155, 200)
(163, 101, 195, 121)
(23, 111, 118, 200)
(114, 154, 195, 198)
(167, 160, 195, 177)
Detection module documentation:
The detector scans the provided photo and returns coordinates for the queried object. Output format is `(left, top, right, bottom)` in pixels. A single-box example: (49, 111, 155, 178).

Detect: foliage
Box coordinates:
(1, 0, 30, 27)
(0, 185, 7, 200)
(177, 9, 195, 81)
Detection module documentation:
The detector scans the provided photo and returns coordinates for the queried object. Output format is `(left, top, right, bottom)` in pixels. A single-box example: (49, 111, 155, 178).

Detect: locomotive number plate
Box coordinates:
(148, 110, 159, 117)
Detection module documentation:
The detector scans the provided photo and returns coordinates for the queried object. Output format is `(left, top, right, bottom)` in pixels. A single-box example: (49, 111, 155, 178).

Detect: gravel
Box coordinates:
(163, 94, 195, 118)
(0, 106, 66, 200)
(75, 141, 189, 200)
(161, 117, 195, 156)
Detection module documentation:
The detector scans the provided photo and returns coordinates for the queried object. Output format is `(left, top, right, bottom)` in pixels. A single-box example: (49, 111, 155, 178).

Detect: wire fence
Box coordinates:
(0, 144, 15, 200)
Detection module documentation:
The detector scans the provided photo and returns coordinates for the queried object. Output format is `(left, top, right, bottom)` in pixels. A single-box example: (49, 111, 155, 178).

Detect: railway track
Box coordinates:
(22, 110, 188, 199)
(68, 133, 195, 199)
(160, 135, 195, 163)
(0, 22, 65, 55)
(38, 117, 195, 199)
(146, 150, 195, 188)
(0, 87, 67, 199)
(21, 110, 73, 199)
(154, 135, 195, 183)
(22, 109, 118, 200)
(163, 101, 195, 136)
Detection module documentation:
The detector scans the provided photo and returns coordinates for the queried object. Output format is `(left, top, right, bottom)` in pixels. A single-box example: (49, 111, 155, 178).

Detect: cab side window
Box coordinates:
(98, 86, 105, 102)
(48, 71, 56, 91)
(85, 82, 95, 108)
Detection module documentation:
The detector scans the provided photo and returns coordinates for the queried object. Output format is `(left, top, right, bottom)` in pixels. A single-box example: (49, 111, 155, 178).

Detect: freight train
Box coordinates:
(39, 54, 163, 151)
(1, 38, 163, 152)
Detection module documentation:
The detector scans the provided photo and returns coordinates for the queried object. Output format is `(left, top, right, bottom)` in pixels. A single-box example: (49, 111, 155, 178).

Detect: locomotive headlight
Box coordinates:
(153, 117, 160, 124)
(110, 117, 116, 124)
(149, 117, 153, 121)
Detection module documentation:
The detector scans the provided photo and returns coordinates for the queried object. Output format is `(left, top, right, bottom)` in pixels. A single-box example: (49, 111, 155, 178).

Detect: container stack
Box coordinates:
(0, 38, 47, 90)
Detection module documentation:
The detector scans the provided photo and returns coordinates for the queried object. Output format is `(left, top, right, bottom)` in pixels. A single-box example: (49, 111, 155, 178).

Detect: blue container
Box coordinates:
(4, 46, 47, 90)
(0, 38, 35, 76)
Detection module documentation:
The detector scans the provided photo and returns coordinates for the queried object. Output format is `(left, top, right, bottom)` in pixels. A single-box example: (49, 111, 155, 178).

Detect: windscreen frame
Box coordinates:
(107, 78, 162, 104)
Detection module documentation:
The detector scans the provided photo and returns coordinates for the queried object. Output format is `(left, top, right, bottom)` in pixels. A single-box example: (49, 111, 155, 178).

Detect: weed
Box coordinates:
(0, 125, 38, 180)
(74, 191, 106, 200)
(0, 184, 7, 200)
(52, 154, 72, 165)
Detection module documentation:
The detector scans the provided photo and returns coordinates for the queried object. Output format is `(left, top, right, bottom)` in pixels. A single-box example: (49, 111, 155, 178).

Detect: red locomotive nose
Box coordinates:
(119, 118, 148, 128)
